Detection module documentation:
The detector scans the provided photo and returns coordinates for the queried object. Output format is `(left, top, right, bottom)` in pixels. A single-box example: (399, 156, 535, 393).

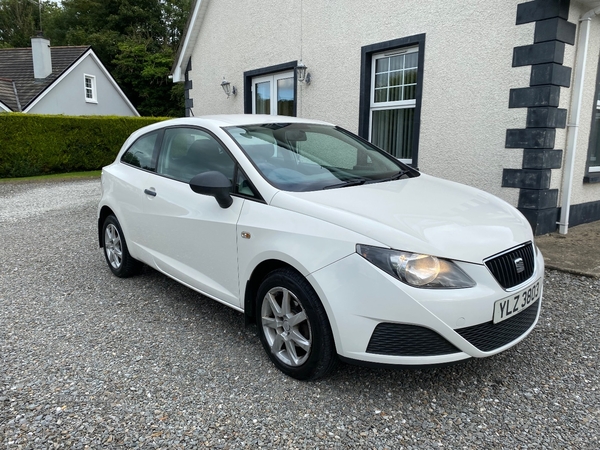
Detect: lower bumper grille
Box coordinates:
(456, 299, 540, 352)
(367, 299, 540, 357)
(367, 323, 460, 356)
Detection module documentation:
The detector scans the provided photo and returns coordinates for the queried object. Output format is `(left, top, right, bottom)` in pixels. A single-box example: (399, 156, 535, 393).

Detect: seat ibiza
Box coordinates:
(98, 115, 544, 380)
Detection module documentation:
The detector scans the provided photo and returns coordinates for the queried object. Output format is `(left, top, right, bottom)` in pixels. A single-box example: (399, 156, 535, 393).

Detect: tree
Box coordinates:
(113, 36, 184, 117)
(0, 0, 191, 116)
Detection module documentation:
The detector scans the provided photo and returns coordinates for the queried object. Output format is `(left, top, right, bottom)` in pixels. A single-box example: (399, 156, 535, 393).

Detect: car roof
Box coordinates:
(158, 114, 334, 128)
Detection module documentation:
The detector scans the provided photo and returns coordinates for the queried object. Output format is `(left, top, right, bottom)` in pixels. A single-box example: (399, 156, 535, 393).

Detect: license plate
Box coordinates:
(493, 279, 541, 324)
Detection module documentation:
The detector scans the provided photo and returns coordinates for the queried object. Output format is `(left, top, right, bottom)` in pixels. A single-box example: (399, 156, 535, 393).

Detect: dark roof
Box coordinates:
(0, 46, 90, 111)
(0, 78, 19, 111)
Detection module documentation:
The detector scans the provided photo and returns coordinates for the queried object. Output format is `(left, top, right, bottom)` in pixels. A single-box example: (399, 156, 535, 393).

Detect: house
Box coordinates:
(172, 0, 600, 235)
(0, 36, 138, 117)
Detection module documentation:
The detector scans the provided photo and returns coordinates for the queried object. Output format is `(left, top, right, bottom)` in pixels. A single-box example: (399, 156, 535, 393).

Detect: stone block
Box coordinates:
(513, 41, 565, 66)
(530, 63, 571, 87)
(522, 149, 563, 169)
(526, 107, 567, 128)
(502, 168, 552, 189)
(509, 85, 561, 108)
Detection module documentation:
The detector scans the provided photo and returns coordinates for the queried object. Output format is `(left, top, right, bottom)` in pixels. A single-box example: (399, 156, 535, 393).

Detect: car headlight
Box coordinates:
(356, 244, 476, 289)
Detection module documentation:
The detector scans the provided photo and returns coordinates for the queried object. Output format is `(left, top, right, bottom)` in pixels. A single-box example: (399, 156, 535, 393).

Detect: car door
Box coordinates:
(140, 127, 245, 307)
(112, 129, 163, 262)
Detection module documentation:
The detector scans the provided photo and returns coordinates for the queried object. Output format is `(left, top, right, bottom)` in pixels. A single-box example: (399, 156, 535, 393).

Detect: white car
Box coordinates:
(98, 115, 544, 380)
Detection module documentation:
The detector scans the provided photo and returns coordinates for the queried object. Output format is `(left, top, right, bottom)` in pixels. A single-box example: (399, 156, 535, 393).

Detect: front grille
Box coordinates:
(456, 299, 540, 352)
(367, 323, 460, 356)
(485, 242, 535, 289)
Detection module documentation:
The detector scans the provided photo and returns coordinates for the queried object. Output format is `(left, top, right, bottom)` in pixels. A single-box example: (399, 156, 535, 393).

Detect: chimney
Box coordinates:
(31, 35, 52, 79)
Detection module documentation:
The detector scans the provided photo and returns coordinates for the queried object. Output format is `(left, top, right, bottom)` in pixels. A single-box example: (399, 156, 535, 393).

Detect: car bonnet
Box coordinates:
(269, 174, 534, 264)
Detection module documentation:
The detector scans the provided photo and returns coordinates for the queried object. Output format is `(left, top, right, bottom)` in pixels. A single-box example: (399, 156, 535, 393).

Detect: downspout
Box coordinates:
(559, 6, 600, 234)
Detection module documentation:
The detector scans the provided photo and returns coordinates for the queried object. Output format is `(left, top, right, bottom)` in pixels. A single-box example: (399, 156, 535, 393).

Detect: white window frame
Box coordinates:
(84, 74, 97, 104)
(252, 70, 294, 115)
(590, 99, 600, 173)
(369, 46, 418, 165)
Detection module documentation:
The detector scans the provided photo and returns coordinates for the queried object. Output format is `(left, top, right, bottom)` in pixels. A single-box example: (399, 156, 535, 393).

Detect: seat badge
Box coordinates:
(514, 257, 525, 273)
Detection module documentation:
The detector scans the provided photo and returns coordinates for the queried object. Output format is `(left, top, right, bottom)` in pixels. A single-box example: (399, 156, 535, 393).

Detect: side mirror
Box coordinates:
(189, 171, 233, 208)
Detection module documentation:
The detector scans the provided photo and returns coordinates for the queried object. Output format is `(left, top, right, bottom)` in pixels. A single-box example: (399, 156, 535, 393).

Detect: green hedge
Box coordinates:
(0, 114, 168, 178)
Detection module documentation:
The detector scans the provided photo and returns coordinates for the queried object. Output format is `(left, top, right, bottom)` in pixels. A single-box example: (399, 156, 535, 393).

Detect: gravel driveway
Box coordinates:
(1, 179, 598, 449)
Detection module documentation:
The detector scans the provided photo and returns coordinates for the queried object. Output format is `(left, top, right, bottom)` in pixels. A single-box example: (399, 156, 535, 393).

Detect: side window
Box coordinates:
(121, 131, 159, 171)
(235, 170, 258, 198)
(157, 127, 236, 184)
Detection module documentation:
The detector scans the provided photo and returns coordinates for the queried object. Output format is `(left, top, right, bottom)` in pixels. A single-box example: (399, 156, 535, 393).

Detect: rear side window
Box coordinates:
(121, 131, 160, 171)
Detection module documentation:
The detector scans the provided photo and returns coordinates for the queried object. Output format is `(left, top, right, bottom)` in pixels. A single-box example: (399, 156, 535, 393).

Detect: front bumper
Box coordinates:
(307, 247, 544, 366)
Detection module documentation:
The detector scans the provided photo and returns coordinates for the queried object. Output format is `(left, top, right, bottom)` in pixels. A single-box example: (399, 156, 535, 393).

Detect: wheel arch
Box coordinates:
(98, 205, 115, 247)
(244, 259, 309, 325)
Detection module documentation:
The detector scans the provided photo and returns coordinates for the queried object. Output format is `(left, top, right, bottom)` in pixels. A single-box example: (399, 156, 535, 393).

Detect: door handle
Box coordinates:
(144, 188, 157, 197)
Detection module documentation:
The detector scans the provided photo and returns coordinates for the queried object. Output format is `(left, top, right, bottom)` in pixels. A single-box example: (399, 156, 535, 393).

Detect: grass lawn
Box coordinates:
(0, 171, 101, 183)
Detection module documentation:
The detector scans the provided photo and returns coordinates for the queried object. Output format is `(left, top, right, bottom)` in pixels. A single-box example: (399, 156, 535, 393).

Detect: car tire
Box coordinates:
(102, 215, 141, 278)
(256, 268, 337, 380)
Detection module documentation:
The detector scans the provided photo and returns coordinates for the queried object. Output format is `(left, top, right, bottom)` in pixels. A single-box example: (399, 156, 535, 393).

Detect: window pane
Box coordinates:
(389, 87, 402, 102)
(590, 109, 600, 167)
(404, 84, 416, 100)
(255, 81, 270, 114)
(277, 77, 294, 116)
(375, 57, 389, 73)
(371, 108, 415, 159)
(158, 128, 235, 184)
(121, 132, 158, 171)
(389, 55, 404, 71)
(374, 88, 387, 103)
(405, 52, 418, 68)
(404, 68, 417, 85)
(389, 71, 402, 87)
(375, 73, 388, 88)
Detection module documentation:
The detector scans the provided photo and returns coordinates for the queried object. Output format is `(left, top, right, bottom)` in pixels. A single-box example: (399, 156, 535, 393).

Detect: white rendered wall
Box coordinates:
(188, 0, 577, 206)
(29, 56, 137, 116)
(555, 1, 600, 207)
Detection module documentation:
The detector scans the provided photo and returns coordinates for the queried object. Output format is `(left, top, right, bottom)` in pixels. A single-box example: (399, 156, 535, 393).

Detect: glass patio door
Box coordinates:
(252, 71, 295, 116)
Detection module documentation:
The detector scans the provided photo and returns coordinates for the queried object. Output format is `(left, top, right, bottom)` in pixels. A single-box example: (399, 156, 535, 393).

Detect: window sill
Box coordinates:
(85, 99, 98, 104)
(583, 174, 600, 184)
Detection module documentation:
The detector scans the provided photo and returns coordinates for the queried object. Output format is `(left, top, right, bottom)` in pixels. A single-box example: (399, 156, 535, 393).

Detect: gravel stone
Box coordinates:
(1, 179, 599, 449)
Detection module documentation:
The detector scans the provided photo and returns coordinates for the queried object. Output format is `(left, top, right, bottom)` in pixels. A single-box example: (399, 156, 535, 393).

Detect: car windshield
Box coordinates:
(225, 123, 418, 192)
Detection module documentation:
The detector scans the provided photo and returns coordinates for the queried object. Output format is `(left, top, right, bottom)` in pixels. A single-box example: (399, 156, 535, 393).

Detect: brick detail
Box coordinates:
(534, 18, 576, 44)
(526, 107, 567, 128)
(530, 63, 571, 87)
(502, 169, 551, 189)
(507, 0, 572, 236)
(518, 188, 559, 209)
(513, 41, 565, 66)
(509, 86, 561, 108)
(519, 207, 559, 235)
(516, 0, 569, 25)
(506, 129, 556, 149)
(522, 149, 563, 169)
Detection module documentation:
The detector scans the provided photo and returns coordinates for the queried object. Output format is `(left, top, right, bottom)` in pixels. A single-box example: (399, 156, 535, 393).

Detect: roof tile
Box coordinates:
(0, 46, 90, 110)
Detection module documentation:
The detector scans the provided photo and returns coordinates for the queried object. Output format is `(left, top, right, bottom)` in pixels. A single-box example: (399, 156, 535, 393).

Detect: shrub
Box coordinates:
(0, 114, 168, 178)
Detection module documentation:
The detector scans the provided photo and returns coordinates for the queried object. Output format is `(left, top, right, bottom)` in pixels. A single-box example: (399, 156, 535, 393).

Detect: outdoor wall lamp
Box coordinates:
(221, 77, 237, 98)
(296, 61, 311, 85)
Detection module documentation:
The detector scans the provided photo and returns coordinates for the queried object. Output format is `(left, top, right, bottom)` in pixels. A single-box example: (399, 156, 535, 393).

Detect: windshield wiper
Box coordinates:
(368, 169, 411, 184)
(323, 178, 367, 190)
